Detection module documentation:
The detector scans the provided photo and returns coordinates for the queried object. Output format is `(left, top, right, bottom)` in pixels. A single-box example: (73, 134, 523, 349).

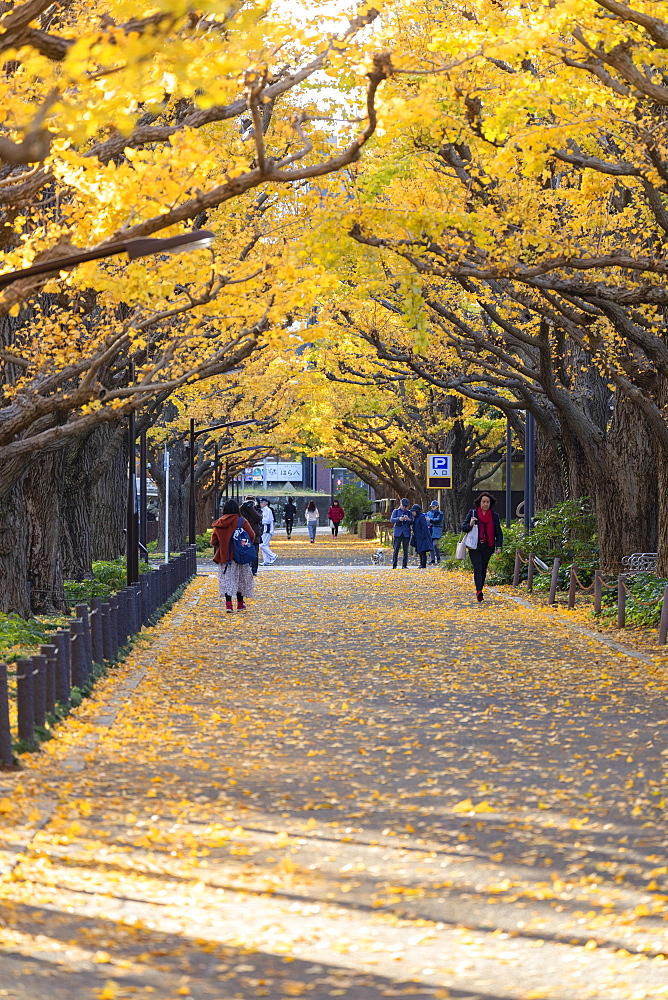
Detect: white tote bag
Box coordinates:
(464, 523, 479, 550)
(455, 537, 467, 560)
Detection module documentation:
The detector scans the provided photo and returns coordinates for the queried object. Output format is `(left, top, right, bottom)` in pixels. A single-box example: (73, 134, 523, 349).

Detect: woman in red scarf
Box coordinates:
(462, 492, 503, 601)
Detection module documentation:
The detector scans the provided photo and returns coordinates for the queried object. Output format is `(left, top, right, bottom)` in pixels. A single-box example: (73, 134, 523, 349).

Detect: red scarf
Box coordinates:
(477, 506, 495, 547)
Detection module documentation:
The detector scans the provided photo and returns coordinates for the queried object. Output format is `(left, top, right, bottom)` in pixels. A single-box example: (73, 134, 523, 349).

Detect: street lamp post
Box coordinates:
(126, 362, 139, 586)
(523, 411, 536, 533)
(0, 229, 216, 290)
(505, 417, 512, 529)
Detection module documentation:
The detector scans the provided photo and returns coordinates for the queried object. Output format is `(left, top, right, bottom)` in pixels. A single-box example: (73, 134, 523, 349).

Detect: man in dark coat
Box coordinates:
(240, 496, 262, 576)
(410, 504, 432, 569)
(390, 498, 414, 569)
(283, 499, 297, 539)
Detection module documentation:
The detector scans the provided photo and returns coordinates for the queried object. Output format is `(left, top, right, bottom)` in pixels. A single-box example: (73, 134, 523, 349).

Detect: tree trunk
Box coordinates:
(535, 425, 565, 511)
(595, 398, 657, 573)
(0, 477, 30, 617)
(441, 420, 471, 534)
(61, 424, 128, 578)
(90, 428, 127, 561)
(25, 451, 66, 613)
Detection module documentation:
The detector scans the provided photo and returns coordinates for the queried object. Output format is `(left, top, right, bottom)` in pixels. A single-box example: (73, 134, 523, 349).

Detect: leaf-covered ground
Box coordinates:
(1, 536, 667, 999)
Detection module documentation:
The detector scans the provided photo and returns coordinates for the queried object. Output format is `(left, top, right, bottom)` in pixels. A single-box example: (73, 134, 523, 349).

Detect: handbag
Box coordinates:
(455, 537, 467, 560)
(464, 523, 479, 549)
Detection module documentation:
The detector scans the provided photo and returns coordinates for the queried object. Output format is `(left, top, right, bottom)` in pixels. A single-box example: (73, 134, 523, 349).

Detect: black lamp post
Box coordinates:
(523, 411, 536, 533)
(0, 229, 216, 290)
(505, 417, 512, 529)
(126, 363, 140, 585)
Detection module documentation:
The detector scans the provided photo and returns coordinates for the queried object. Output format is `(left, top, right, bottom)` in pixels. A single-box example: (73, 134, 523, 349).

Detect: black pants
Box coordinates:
(250, 543, 260, 576)
(225, 591, 243, 601)
(469, 543, 494, 592)
(331, 522, 340, 536)
(418, 550, 428, 568)
(392, 535, 409, 568)
(284, 518, 293, 538)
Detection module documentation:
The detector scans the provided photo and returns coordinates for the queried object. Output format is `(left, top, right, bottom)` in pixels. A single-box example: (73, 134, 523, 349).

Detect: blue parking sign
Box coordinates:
(427, 454, 452, 488)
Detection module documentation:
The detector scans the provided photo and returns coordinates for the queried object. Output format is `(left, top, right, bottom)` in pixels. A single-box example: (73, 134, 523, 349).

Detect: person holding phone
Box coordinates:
(462, 491, 503, 601)
(390, 498, 414, 569)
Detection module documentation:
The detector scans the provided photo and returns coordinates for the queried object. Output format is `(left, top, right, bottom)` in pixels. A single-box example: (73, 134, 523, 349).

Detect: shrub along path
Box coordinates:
(1, 540, 668, 1000)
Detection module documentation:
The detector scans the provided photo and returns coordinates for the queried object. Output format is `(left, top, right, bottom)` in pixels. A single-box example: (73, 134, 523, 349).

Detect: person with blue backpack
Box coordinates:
(212, 499, 258, 613)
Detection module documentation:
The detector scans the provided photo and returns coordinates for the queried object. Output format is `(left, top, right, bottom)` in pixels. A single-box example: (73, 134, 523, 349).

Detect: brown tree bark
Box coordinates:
(24, 450, 66, 613)
(594, 398, 657, 573)
(0, 477, 30, 617)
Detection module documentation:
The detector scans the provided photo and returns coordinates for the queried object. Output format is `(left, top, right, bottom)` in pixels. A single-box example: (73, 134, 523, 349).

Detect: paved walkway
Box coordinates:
(1, 537, 668, 1000)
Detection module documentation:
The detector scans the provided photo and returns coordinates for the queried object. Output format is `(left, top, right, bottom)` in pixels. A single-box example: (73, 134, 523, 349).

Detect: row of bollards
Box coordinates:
(0, 546, 196, 767)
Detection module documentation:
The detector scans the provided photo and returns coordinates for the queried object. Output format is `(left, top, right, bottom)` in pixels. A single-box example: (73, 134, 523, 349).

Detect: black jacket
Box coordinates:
(462, 508, 503, 549)
(283, 502, 297, 520)
(240, 502, 262, 544)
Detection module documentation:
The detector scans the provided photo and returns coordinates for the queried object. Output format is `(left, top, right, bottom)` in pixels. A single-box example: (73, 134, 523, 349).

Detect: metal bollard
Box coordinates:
(16, 659, 35, 749)
(40, 644, 57, 716)
(130, 584, 141, 635)
(527, 555, 535, 593)
(513, 550, 521, 587)
(617, 574, 627, 629)
(54, 630, 71, 705)
(594, 570, 602, 615)
(658, 585, 668, 645)
(111, 595, 120, 658)
(90, 597, 104, 664)
(101, 602, 113, 662)
(548, 557, 560, 605)
(32, 655, 47, 728)
(568, 565, 577, 609)
(0, 664, 16, 766)
(137, 576, 148, 628)
(75, 604, 93, 678)
(70, 620, 86, 689)
(116, 589, 128, 647)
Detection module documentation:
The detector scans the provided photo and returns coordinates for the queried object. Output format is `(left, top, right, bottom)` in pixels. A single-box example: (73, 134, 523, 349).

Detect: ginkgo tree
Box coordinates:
(314, 0, 668, 572)
(0, 0, 392, 613)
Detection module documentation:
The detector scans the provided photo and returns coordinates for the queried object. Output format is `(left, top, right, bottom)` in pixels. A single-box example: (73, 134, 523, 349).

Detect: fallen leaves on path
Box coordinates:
(0, 547, 667, 1000)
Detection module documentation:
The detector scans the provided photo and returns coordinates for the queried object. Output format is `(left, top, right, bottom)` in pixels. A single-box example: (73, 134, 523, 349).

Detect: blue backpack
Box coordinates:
(227, 516, 255, 565)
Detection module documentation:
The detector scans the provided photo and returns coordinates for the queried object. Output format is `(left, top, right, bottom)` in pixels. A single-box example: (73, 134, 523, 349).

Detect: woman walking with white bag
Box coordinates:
(461, 492, 503, 602)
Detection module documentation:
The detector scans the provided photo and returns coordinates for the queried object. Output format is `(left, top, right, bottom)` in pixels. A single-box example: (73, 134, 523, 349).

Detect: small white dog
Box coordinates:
(371, 548, 385, 565)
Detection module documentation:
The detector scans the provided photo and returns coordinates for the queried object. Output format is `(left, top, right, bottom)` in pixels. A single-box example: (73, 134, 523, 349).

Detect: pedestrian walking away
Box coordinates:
(305, 500, 319, 542)
(240, 495, 262, 576)
(259, 498, 277, 565)
(211, 499, 257, 612)
(283, 499, 297, 539)
(410, 503, 433, 569)
(426, 499, 444, 564)
(390, 498, 414, 568)
(462, 491, 503, 601)
(327, 499, 345, 537)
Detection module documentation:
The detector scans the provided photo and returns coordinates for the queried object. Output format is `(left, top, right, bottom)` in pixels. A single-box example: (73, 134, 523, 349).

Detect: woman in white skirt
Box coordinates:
(211, 499, 257, 612)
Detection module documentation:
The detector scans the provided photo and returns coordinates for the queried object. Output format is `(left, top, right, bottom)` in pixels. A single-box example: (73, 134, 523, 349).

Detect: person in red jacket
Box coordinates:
(327, 499, 345, 537)
(212, 499, 257, 613)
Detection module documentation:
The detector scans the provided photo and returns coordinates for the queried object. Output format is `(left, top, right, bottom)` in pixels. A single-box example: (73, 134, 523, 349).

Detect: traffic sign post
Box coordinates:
(427, 454, 453, 489)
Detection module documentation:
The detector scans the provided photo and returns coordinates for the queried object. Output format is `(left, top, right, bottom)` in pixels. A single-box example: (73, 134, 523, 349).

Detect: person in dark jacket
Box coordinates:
(425, 500, 444, 565)
(283, 499, 297, 539)
(390, 498, 413, 568)
(462, 491, 503, 601)
(240, 496, 262, 575)
(410, 504, 433, 569)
